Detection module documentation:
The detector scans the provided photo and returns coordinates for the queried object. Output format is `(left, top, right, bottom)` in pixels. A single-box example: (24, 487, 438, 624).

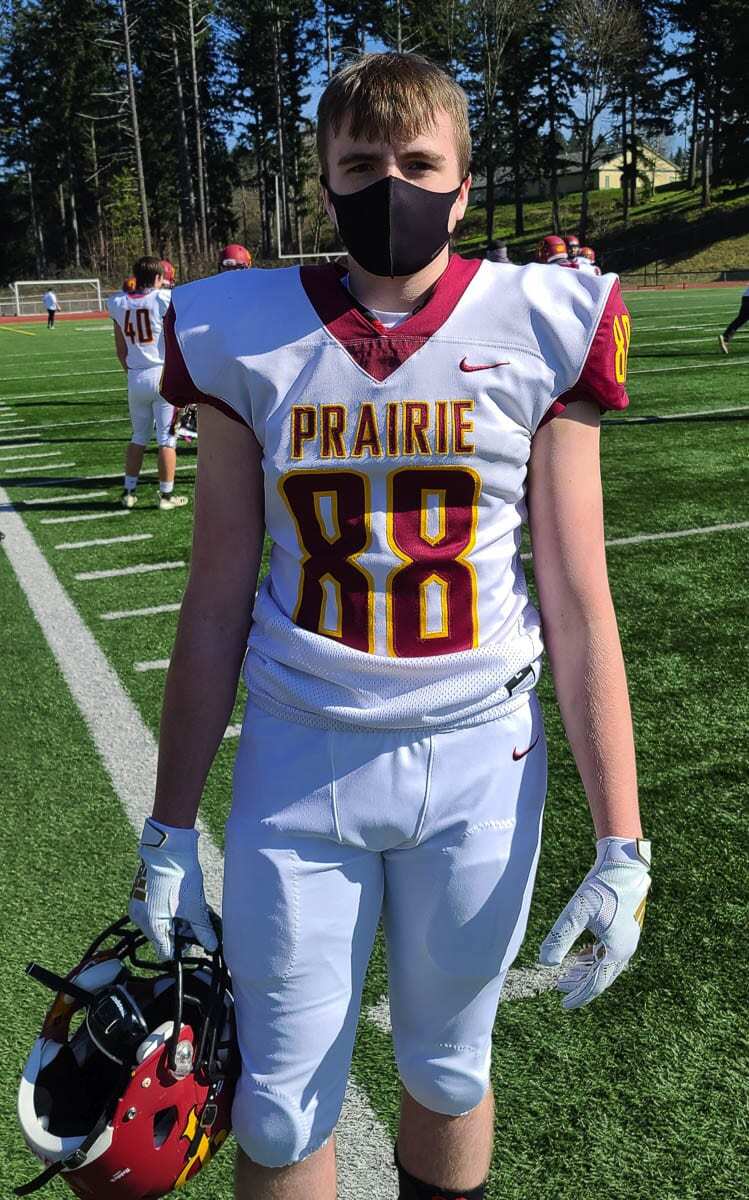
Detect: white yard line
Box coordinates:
(55, 533, 153, 551)
(100, 602, 182, 621)
(74, 325, 114, 332)
(0, 439, 43, 449)
(521, 520, 749, 561)
(1, 386, 125, 402)
(4, 461, 76, 474)
(2, 369, 122, 384)
(23, 490, 108, 505)
(3, 417, 131, 435)
(75, 560, 186, 581)
(19, 464, 196, 489)
(0, 450, 62, 463)
(41, 510, 131, 526)
(629, 357, 749, 375)
(604, 405, 749, 424)
(134, 659, 171, 672)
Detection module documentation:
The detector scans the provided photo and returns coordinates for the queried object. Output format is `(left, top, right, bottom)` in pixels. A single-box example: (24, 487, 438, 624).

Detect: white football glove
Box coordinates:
(128, 817, 218, 961)
(539, 836, 651, 1010)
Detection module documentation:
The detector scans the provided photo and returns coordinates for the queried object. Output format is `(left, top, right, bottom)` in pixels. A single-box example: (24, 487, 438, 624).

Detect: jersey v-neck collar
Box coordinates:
(299, 254, 483, 382)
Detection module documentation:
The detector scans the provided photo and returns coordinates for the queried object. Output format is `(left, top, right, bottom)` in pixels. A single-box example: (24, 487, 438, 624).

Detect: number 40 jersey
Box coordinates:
(107, 287, 172, 370)
(162, 255, 631, 732)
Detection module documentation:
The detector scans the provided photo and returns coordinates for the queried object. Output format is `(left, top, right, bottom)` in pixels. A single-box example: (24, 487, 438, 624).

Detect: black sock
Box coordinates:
(394, 1143, 486, 1200)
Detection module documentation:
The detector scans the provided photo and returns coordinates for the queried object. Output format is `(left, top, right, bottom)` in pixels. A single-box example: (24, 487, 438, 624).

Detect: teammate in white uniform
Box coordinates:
(107, 256, 188, 511)
(129, 54, 649, 1200)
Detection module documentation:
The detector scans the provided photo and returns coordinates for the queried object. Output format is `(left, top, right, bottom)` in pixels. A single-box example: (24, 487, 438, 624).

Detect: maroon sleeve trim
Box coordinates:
(538, 280, 631, 428)
(160, 302, 249, 428)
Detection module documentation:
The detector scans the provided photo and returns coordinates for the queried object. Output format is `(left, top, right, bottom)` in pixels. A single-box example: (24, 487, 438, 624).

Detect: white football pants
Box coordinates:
(223, 694, 547, 1168)
(127, 366, 176, 448)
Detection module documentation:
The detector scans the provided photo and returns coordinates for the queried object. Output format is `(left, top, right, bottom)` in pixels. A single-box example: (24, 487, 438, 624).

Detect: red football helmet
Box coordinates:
(16, 917, 237, 1199)
(537, 234, 568, 263)
(122, 277, 137, 295)
(159, 260, 175, 287)
(579, 245, 596, 262)
(564, 234, 580, 258)
(218, 244, 252, 271)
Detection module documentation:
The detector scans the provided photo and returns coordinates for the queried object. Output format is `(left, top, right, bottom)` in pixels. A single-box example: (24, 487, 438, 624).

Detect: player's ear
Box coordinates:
(449, 173, 472, 232)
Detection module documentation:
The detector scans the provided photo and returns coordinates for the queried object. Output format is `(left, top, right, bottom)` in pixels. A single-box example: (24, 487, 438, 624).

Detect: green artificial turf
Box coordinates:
(2, 291, 748, 1199)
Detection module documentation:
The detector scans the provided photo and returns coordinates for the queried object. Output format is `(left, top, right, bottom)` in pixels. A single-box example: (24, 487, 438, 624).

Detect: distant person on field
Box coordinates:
(218, 243, 252, 271)
(536, 234, 577, 268)
(485, 239, 509, 263)
(107, 255, 188, 512)
(565, 234, 581, 265)
(577, 247, 601, 276)
(719, 286, 749, 353)
(42, 289, 60, 328)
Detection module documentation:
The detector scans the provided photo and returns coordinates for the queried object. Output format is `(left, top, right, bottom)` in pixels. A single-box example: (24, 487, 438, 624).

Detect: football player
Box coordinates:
(106, 256, 188, 510)
(719, 285, 749, 352)
(218, 243, 252, 271)
(122, 275, 137, 294)
(536, 233, 577, 267)
(578, 246, 602, 276)
(160, 258, 176, 288)
(130, 52, 648, 1200)
(565, 233, 581, 264)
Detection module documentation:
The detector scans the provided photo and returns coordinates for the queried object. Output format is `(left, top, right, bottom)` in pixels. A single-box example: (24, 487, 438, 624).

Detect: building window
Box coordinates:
(604, 175, 611, 188)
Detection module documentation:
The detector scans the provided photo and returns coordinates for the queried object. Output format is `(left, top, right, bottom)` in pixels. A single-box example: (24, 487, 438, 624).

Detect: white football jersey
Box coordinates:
(163, 257, 631, 731)
(577, 258, 602, 276)
(107, 288, 171, 370)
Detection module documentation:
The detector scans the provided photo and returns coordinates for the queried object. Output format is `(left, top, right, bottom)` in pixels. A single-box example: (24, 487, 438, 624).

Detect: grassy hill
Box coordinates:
(456, 181, 749, 282)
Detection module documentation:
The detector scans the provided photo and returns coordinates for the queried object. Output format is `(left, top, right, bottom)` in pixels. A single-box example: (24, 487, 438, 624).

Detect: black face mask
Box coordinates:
(324, 174, 463, 278)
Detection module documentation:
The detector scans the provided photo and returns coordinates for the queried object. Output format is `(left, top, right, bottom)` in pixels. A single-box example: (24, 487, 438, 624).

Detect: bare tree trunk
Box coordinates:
(271, 9, 291, 245)
(122, 0, 151, 253)
(395, 0, 403, 52)
(176, 203, 187, 280)
(68, 162, 82, 268)
(701, 94, 711, 207)
(188, 0, 208, 257)
(58, 180, 69, 262)
(547, 57, 561, 232)
(27, 166, 45, 274)
(620, 90, 629, 224)
(89, 123, 106, 265)
(324, 4, 333, 78)
(629, 92, 637, 208)
(171, 26, 198, 255)
(510, 94, 524, 236)
(688, 85, 699, 189)
(201, 126, 212, 256)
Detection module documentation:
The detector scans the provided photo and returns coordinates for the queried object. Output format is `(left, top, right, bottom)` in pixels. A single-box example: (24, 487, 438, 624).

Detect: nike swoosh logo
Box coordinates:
(512, 735, 540, 761)
(459, 356, 511, 372)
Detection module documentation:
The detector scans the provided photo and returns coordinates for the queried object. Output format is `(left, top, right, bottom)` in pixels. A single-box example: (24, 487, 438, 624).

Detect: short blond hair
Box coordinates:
(317, 52, 472, 180)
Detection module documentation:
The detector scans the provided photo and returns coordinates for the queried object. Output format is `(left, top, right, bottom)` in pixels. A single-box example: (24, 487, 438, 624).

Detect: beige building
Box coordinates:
(470, 142, 681, 205)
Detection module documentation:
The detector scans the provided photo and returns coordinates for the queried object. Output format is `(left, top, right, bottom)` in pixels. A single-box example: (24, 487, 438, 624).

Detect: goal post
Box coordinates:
(11, 279, 103, 317)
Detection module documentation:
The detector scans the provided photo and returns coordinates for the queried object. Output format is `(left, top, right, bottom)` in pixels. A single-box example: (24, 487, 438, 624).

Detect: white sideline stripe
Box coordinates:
(1, 386, 125, 401)
(521, 520, 749, 561)
(23, 490, 108, 505)
(2, 369, 122, 384)
(75, 560, 186, 581)
(134, 658, 170, 672)
(630, 357, 749, 376)
(224, 724, 243, 739)
(5, 461, 75, 474)
(42, 510, 131, 526)
(75, 325, 113, 331)
(0, 450, 62, 463)
(56, 533, 153, 551)
(101, 602, 182, 620)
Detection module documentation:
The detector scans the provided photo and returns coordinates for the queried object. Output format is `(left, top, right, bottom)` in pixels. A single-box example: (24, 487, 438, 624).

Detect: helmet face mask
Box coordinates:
(16, 917, 237, 1200)
(564, 234, 580, 258)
